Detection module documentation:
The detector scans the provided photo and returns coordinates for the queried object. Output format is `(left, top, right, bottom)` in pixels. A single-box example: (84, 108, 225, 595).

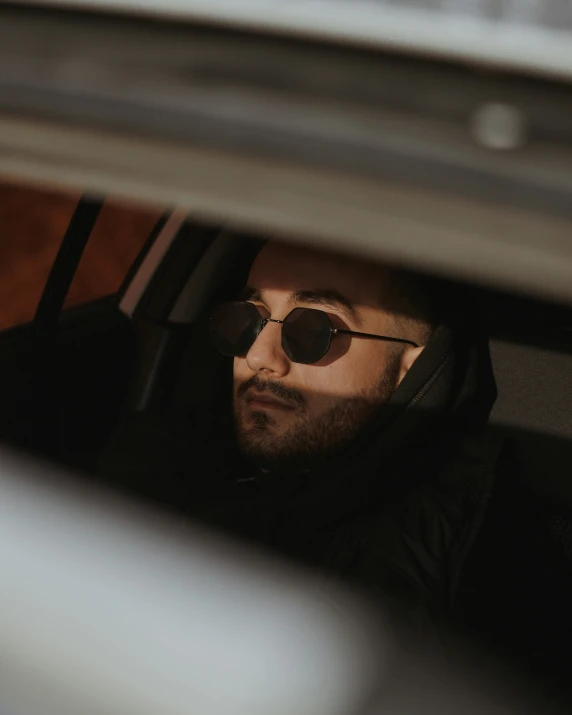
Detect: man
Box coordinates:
(101, 239, 501, 628)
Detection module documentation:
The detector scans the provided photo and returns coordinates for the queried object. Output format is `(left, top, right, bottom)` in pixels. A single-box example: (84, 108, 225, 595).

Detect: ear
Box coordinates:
(396, 345, 425, 387)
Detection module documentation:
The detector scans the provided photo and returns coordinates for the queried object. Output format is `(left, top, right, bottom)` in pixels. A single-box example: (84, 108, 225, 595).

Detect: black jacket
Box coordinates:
(100, 315, 501, 628)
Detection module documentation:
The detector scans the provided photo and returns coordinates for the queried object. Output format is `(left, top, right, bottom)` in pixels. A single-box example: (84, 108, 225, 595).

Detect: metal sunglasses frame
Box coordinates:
(216, 301, 418, 364)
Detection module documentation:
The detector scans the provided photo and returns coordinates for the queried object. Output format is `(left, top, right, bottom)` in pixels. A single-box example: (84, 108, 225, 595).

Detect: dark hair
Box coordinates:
(383, 267, 445, 345)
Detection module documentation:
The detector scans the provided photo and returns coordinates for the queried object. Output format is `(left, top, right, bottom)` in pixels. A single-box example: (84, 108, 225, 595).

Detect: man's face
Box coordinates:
(233, 241, 423, 471)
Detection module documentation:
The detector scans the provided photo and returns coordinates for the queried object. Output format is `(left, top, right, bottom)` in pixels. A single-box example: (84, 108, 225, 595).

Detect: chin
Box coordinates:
(240, 411, 295, 442)
(251, 416, 293, 438)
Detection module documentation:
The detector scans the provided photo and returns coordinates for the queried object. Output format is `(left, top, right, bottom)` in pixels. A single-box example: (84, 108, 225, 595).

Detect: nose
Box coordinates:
(245, 320, 290, 377)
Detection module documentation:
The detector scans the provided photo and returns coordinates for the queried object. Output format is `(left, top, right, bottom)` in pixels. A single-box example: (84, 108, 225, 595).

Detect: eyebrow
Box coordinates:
(238, 286, 262, 302)
(292, 289, 360, 326)
(238, 286, 360, 326)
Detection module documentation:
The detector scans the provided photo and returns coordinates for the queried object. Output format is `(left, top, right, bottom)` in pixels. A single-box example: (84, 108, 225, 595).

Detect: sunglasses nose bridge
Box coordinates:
(257, 316, 282, 331)
(249, 315, 284, 348)
(243, 315, 292, 375)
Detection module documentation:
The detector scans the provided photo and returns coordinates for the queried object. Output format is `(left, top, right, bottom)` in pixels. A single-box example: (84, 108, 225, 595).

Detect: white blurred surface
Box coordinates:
(0, 450, 385, 715)
(0, 453, 554, 715)
(14, 0, 572, 80)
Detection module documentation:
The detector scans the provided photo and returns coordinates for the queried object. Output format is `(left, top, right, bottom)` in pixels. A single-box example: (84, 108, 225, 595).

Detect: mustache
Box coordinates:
(237, 375, 306, 408)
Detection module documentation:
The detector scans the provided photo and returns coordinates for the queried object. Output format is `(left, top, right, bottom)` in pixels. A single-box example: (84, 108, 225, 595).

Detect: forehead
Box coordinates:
(247, 241, 385, 304)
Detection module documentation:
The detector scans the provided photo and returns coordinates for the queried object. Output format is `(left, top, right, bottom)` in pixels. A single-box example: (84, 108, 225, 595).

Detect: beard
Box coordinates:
(233, 359, 401, 473)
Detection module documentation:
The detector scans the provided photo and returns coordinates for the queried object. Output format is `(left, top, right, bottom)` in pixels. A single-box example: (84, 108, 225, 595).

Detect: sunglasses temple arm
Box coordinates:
(333, 329, 418, 348)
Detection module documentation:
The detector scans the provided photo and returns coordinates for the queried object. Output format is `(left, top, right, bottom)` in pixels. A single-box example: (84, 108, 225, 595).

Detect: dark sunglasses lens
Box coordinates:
(210, 302, 261, 357)
(283, 308, 332, 364)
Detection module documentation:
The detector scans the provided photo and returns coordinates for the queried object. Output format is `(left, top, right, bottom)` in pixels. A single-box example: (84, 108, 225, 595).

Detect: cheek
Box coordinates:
(302, 335, 390, 397)
(233, 357, 248, 383)
(298, 357, 378, 402)
(233, 358, 250, 403)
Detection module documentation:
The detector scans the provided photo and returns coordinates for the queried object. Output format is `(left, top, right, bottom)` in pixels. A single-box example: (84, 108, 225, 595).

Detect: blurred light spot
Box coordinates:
(471, 102, 527, 151)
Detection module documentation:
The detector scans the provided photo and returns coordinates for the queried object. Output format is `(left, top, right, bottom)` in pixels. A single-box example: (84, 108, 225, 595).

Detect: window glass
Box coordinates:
(0, 181, 79, 331)
(0, 179, 163, 331)
(64, 199, 162, 310)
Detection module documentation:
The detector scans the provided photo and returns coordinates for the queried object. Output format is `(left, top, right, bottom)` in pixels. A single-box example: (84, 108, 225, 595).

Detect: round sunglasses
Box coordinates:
(210, 301, 418, 365)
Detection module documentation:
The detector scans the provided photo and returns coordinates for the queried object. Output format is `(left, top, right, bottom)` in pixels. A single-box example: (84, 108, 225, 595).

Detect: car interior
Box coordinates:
(3, 3, 572, 712)
(0, 191, 571, 701)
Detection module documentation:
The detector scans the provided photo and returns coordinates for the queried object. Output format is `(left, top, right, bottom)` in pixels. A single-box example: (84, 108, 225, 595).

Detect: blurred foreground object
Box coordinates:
(0, 450, 554, 715)
(0, 450, 384, 715)
(2, 3, 572, 304)
(18, 0, 572, 78)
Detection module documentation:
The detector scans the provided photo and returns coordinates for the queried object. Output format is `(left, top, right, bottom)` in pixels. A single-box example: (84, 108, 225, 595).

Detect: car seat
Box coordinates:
(457, 332, 572, 706)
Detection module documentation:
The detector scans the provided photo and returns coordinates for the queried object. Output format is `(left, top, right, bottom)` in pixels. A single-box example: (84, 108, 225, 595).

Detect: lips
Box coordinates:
(245, 390, 295, 410)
